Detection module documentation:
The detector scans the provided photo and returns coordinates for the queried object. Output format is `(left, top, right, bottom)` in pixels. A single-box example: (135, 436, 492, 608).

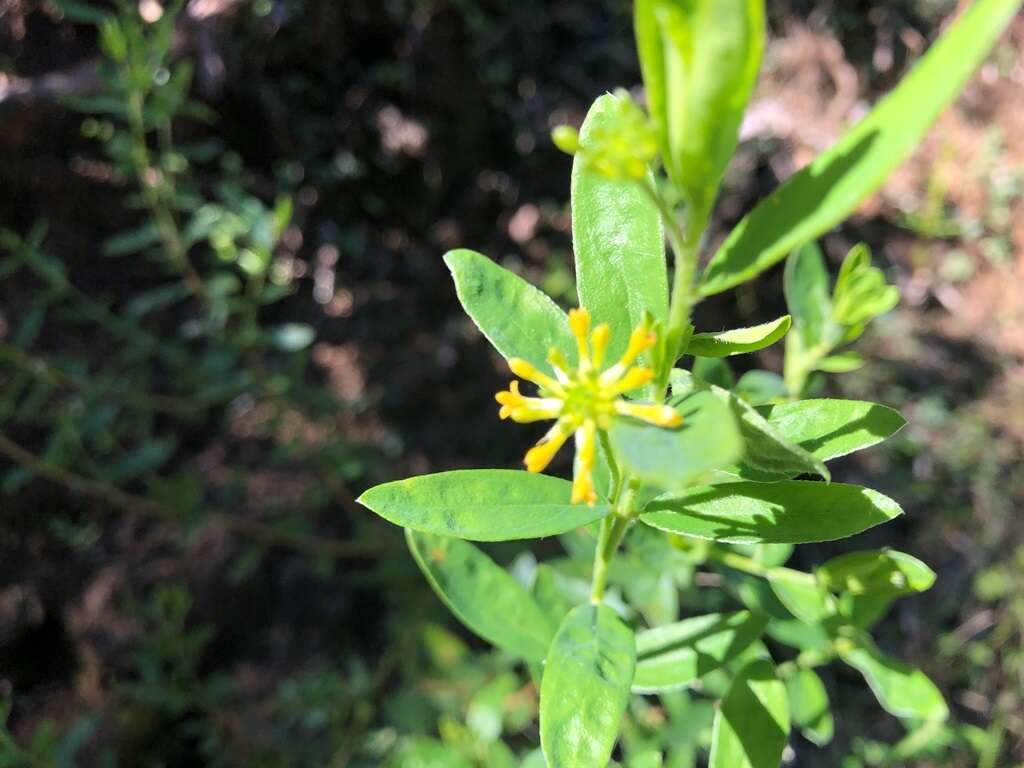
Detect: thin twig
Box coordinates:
(0, 433, 380, 560)
(0, 341, 199, 417)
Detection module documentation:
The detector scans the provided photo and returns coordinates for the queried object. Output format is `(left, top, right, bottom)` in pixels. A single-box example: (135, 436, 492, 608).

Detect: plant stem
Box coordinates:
(0, 341, 200, 417)
(0, 432, 379, 560)
(640, 180, 710, 394)
(590, 482, 637, 604)
(598, 429, 622, 502)
(703, 545, 770, 577)
(125, 89, 210, 310)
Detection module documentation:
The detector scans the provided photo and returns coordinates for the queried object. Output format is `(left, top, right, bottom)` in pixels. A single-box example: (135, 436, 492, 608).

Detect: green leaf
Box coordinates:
(784, 242, 835, 348)
(835, 592, 895, 631)
(839, 633, 949, 722)
(609, 389, 743, 491)
(709, 659, 789, 768)
(406, 531, 555, 661)
(444, 249, 573, 373)
(671, 369, 828, 481)
(573, 94, 667, 356)
(635, 0, 765, 213)
(540, 604, 636, 767)
(692, 356, 735, 389)
(628, 750, 664, 768)
(359, 470, 609, 541)
(532, 563, 572, 629)
(633, 611, 768, 692)
(700, 0, 1023, 295)
(766, 569, 832, 624)
(816, 351, 865, 373)
(766, 619, 830, 652)
(818, 549, 935, 597)
(786, 668, 834, 746)
(641, 480, 903, 544)
(688, 316, 791, 358)
(102, 223, 162, 257)
(757, 399, 906, 467)
(735, 370, 788, 406)
(389, 737, 474, 768)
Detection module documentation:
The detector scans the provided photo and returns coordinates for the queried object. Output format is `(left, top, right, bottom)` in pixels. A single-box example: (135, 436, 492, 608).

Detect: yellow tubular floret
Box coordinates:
(610, 366, 654, 393)
(524, 422, 573, 473)
(571, 420, 598, 505)
(497, 316, 682, 505)
(621, 326, 656, 366)
(547, 348, 572, 385)
(614, 401, 683, 428)
(568, 308, 592, 369)
(507, 358, 562, 394)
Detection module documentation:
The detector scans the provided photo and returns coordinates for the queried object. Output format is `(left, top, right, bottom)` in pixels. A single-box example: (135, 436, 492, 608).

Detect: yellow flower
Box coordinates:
(495, 308, 682, 505)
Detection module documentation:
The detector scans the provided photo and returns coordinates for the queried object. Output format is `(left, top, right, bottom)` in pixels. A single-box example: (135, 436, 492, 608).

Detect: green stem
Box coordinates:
(704, 546, 769, 577)
(640, 180, 710, 395)
(598, 429, 622, 502)
(125, 89, 210, 310)
(590, 481, 637, 605)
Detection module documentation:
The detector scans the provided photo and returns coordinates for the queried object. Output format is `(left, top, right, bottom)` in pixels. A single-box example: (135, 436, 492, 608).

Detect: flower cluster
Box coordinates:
(496, 308, 681, 505)
(551, 90, 659, 182)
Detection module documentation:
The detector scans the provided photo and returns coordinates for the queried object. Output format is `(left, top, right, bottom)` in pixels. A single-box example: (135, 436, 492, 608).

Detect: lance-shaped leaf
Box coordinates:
(641, 481, 902, 544)
(839, 632, 949, 722)
(671, 369, 827, 481)
(573, 94, 667, 360)
(609, 389, 743, 491)
(757, 399, 906, 467)
(633, 611, 768, 692)
(407, 531, 556, 662)
(701, 0, 1023, 295)
(359, 470, 609, 541)
(540, 604, 636, 768)
(709, 659, 789, 768)
(687, 316, 791, 358)
(444, 248, 573, 373)
(786, 668, 834, 746)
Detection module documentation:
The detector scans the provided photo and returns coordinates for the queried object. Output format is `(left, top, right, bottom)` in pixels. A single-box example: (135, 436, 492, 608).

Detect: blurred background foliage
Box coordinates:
(0, 0, 1022, 765)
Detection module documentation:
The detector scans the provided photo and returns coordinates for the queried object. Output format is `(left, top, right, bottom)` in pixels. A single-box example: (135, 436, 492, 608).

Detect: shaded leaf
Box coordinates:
(786, 668, 834, 746)
(406, 531, 555, 661)
(709, 659, 789, 768)
(633, 611, 768, 692)
(609, 389, 743, 492)
(766, 569, 832, 624)
(757, 399, 906, 469)
(642, 480, 903, 544)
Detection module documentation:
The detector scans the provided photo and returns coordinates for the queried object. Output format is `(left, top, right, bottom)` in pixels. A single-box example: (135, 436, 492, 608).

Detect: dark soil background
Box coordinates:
(1, 1, 1023, 765)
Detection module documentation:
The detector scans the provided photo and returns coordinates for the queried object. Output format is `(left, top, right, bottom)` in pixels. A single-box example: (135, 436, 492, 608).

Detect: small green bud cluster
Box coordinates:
(551, 90, 658, 182)
(831, 245, 900, 337)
